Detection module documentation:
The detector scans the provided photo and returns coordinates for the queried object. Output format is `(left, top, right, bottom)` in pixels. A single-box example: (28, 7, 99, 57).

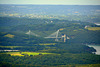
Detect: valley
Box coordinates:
(0, 5, 100, 67)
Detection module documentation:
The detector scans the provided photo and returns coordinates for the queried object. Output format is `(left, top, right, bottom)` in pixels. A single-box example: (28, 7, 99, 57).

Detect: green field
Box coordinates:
(21, 52, 54, 56)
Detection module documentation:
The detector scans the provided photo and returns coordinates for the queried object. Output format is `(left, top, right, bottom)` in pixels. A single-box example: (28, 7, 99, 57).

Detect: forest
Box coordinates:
(0, 17, 100, 67)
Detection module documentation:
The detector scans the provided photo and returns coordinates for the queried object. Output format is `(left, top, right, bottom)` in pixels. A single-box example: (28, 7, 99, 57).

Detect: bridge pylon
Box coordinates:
(45, 29, 67, 42)
(26, 30, 40, 38)
(25, 29, 67, 42)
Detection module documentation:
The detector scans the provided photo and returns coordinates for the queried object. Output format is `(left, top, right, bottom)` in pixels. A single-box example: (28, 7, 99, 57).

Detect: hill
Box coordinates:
(0, 17, 100, 66)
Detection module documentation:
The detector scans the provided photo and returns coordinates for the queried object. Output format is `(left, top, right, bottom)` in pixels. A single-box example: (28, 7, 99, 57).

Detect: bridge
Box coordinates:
(25, 29, 66, 42)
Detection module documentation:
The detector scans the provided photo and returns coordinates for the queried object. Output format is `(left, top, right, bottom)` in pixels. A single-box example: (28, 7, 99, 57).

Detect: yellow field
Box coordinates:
(3, 52, 54, 56)
(11, 54, 24, 56)
(39, 43, 56, 45)
(86, 27, 100, 30)
(0, 46, 23, 48)
(22, 52, 53, 56)
(5, 52, 23, 56)
(4, 34, 14, 38)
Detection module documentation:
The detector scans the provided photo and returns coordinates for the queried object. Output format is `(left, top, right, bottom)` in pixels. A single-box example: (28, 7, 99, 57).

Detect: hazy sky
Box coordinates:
(0, 0, 100, 5)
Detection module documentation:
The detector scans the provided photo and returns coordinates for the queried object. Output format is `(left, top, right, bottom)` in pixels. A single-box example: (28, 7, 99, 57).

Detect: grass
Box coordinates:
(57, 64, 100, 67)
(86, 27, 100, 30)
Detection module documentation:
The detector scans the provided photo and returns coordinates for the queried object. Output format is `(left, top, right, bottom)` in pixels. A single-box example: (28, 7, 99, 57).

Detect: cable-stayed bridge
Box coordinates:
(26, 30, 40, 37)
(44, 30, 63, 41)
(25, 29, 66, 42)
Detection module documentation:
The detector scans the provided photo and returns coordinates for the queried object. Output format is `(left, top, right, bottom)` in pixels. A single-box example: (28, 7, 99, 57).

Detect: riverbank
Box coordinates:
(88, 45, 100, 55)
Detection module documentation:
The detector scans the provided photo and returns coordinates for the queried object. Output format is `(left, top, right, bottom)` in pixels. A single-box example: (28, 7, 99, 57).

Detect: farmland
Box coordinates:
(0, 51, 57, 56)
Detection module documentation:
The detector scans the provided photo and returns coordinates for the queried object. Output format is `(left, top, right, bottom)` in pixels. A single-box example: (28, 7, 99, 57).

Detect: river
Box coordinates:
(88, 45, 100, 55)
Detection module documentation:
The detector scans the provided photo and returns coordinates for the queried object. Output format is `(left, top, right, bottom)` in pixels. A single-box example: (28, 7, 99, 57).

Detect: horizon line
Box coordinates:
(0, 4, 100, 6)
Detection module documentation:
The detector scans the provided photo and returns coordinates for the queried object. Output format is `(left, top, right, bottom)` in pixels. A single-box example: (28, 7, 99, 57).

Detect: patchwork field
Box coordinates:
(0, 51, 56, 56)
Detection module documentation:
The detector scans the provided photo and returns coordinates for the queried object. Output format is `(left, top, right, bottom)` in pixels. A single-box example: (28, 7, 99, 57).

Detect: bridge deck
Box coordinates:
(44, 37, 62, 38)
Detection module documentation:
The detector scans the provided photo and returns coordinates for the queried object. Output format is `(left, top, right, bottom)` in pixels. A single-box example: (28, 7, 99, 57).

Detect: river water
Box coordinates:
(88, 45, 100, 55)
